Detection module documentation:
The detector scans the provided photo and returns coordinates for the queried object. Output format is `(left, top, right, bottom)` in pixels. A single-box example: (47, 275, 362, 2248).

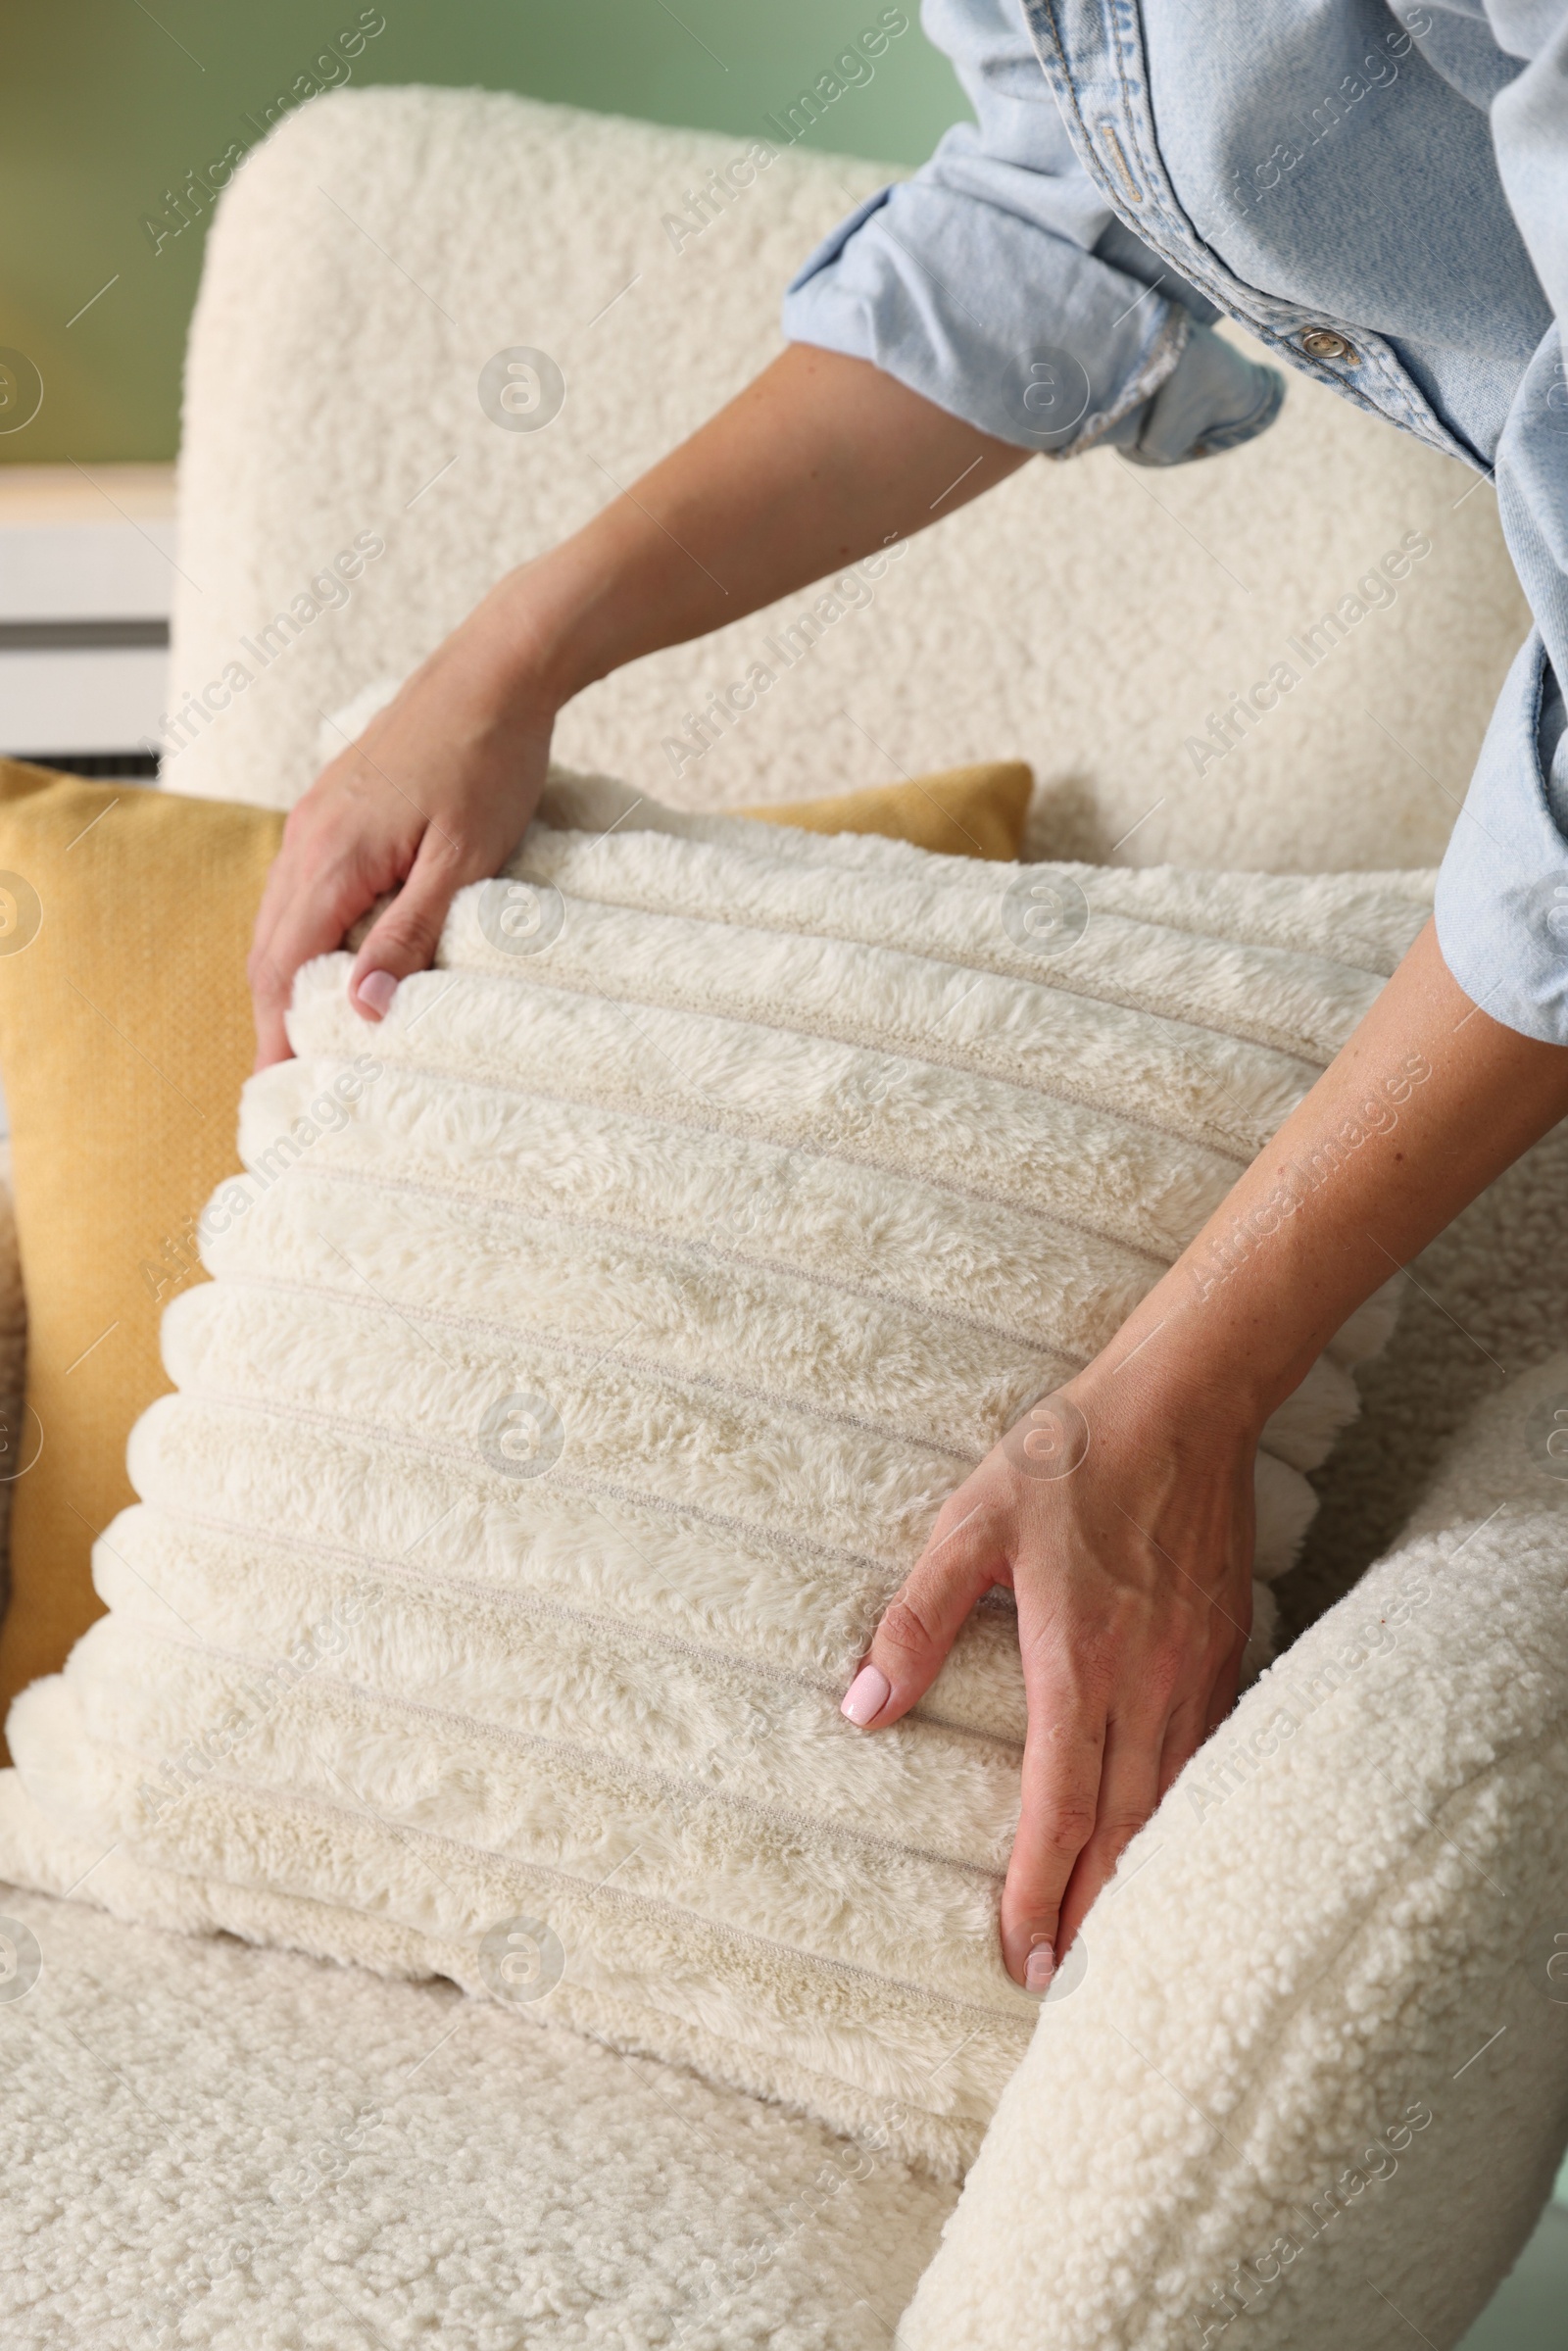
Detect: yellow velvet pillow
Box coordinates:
(0, 763, 283, 1748)
(0, 756, 1031, 1744)
(741, 761, 1032, 860)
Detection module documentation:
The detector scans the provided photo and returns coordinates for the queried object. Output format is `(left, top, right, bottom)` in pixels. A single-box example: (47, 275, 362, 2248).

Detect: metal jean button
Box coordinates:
(1299, 327, 1358, 365)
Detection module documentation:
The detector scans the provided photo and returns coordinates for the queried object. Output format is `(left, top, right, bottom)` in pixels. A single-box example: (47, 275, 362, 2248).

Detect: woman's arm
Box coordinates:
(843, 920, 1568, 1987)
(246, 345, 1027, 1065)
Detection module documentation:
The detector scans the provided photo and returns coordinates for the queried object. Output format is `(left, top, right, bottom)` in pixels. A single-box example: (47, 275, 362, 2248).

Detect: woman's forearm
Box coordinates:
(1102, 919, 1568, 1431)
(250, 345, 1026, 1064)
(848, 917, 1568, 1980)
(452, 344, 1029, 714)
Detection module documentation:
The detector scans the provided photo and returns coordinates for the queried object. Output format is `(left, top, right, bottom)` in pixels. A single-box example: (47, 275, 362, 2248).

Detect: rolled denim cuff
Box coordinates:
(781, 178, 1191, 458)
(1433, 630, 1568, 1044)
(1118, 322, 1287, 466)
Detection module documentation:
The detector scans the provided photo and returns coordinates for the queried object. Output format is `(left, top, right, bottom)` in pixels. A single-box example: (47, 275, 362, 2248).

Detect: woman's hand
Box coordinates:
(246, 348, 1027, 1068)
(247, 582, 560, 1069)
(842, 1361, 1258, 1990)
(844, 922, 1568, 1992)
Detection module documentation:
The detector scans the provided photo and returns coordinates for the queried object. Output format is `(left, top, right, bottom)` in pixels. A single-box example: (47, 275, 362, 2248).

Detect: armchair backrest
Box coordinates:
(169, 84, 1525, 874)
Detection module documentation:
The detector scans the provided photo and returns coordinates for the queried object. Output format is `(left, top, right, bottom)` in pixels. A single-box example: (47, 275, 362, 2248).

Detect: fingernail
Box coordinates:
(1024, 1942, 1055, 1994)
(356, 969, 398, 1017)
(840, 1664, 890, 1728)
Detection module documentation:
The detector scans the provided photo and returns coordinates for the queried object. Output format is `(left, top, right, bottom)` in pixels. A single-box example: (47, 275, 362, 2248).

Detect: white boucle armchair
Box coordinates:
(3, 81, 1568, 2351)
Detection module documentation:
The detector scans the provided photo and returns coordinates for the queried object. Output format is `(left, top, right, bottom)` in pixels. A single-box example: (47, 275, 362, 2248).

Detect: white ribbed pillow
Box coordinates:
(1, 777, 1428, 2176)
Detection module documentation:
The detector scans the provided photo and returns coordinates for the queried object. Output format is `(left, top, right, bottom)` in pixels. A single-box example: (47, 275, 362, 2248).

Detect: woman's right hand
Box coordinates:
(246, 581, 560, 1069)
(246, 345, 1030, 1070)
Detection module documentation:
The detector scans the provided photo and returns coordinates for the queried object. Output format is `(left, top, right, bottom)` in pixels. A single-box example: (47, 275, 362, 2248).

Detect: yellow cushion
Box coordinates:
(0, 756, 1032, 1747)
(0, 763, 283, 1748)
(741, 760, 1032, 860)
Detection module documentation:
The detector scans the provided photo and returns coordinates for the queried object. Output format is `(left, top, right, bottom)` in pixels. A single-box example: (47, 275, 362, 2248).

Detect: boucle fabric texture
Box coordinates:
(903, 1355, 1568, 2351)
(0, 780, 1423, 2180)
(0, 1879, 956, 2350)
(164, 85, 1528, 874)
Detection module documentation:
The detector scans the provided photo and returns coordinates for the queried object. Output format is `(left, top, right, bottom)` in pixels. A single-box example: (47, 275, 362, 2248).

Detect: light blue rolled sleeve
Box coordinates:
(1435, 5, 1568, 1041)
(780, 0, 1284, 463)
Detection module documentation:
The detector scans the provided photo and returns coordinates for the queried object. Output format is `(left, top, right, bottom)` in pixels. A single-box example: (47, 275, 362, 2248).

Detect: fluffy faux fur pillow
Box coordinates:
(0, 778, 1428, 2175)
(0, 755, 1029, 1741)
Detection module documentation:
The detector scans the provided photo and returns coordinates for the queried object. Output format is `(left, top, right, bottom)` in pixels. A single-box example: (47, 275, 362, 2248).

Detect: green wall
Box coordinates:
(1, 1, 965, 465)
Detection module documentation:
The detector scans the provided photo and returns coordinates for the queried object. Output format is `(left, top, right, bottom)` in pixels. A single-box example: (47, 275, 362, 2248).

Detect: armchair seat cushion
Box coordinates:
(0, 1873, 955, 2349)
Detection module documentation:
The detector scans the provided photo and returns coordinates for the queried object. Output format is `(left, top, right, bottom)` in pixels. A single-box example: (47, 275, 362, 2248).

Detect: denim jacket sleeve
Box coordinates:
(779, 0, 1284, 465)
(1433, 4, 1568, 1042)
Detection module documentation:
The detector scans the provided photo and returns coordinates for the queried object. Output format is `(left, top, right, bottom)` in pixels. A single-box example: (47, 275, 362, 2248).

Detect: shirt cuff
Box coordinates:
(781, 179, 1190, 458)
(1433, 630, 1568, 1043)
(783, 185, 1284, 468)
(1117, 324, 1286, 466)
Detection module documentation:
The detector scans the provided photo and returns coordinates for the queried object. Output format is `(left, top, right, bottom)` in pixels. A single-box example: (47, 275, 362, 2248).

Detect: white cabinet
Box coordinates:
(0, 466, 175, 770)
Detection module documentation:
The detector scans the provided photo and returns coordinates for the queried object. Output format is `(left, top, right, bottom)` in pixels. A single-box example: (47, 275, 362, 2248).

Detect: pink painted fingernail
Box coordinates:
(356, 969, 398, 1017)
(840, 1664, 890, 1727)
(1024, 1942, 1055, 1994)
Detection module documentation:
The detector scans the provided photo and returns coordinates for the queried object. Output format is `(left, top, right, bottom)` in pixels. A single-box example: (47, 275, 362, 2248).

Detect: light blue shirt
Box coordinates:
(782, 0, 1568, 1045)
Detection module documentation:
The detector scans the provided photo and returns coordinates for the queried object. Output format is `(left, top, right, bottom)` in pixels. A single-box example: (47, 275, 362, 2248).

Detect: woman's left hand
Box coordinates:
(839, 920, 1568, 1992)
(840, 1356, 1259, 1990)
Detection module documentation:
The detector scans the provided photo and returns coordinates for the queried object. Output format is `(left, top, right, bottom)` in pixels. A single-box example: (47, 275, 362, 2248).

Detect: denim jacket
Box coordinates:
(782, 0, 1568, 1044)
